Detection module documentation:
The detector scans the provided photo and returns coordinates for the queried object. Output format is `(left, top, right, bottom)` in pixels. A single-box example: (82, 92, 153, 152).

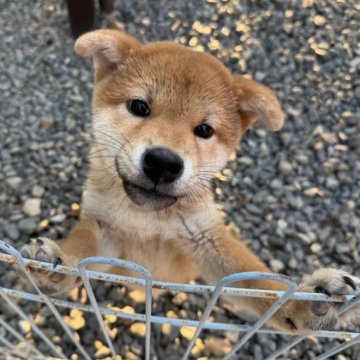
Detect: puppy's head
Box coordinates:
(75, 29, 284, 211)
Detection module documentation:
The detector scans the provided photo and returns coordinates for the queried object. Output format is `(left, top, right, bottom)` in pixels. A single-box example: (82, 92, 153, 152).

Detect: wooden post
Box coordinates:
(65, 0, 96, 39)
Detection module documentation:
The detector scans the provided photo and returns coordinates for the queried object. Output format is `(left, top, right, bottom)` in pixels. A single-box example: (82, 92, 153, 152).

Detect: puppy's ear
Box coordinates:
(74, 29, 141, 67)
(233, 76, 284, 132)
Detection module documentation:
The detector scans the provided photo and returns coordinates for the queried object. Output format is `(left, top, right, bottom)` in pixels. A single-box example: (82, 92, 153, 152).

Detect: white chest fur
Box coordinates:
(82, 185, 219, 276)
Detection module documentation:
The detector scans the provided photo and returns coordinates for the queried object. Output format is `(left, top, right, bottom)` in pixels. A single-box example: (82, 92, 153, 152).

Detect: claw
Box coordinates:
(286, 317, 297, 330)
(343, 276, 357, 291)
(315, 286, 331, 296)
(53, 256, 62, 268)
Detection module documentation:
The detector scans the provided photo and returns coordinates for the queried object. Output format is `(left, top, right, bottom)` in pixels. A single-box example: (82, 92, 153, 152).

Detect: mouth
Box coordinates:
(115, 158, 178, 210)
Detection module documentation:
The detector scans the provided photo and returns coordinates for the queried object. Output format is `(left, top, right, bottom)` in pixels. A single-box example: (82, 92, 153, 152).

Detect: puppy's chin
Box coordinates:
(122, 179, 177, 211)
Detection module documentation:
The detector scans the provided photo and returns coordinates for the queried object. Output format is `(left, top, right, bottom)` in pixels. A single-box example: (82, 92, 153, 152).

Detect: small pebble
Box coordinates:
(18, 218, 37, 234)
(50, 214, 66, 223)
(18, 320, 31, 334)
(32, 185, 45, 197)
(129, 289, 146, 303)
(6, 176, 22, 189)
(204, 337, 231, 356)
(64, 309, 85, 330)
(129, 323, 146, 337)
(278, 161, 293, 174)
(172, 292, 187, 305)
(180, 326, 196, 340)
(270, 259, 285, 272)
(22, 198, 41, 217)
(312, 15, 327, 26)
(125, 351, 141, 360)
(311, 243, 321, 253)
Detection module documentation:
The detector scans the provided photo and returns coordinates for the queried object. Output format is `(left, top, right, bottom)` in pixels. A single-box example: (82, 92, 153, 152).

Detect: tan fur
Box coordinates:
(21, 29, 360, 333)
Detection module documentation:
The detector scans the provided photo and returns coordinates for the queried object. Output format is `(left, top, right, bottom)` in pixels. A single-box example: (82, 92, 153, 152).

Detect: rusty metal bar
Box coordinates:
(0, 252, 353, 303)
(1, 286, 358, 341)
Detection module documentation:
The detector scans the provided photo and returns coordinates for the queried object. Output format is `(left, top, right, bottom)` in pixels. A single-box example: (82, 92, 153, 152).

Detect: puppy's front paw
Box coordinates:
(287, 268, 360, 331)
(20, 237, 79, 295)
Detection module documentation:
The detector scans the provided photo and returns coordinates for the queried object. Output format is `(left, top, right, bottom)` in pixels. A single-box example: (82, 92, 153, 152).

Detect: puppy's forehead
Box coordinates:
(122, 43, 233, 99)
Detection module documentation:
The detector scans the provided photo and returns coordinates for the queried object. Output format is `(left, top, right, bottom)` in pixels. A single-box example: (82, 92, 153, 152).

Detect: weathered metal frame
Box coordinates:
(0, 240, 359, 359)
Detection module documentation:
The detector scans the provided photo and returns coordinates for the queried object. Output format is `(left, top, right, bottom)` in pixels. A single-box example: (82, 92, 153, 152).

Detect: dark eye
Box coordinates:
(194, 124, 214, 139)
(127, 99, 151, 117)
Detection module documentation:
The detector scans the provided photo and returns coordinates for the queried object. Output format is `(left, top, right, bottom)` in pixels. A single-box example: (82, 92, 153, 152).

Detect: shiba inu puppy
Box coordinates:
(21, 28, 360, 333)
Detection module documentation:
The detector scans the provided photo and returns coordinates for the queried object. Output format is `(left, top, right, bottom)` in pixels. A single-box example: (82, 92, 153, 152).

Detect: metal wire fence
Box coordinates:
(1, 239, 360, 359)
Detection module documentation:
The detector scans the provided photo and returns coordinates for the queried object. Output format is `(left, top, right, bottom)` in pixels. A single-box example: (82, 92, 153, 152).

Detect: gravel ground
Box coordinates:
(0, 0, 359, 359)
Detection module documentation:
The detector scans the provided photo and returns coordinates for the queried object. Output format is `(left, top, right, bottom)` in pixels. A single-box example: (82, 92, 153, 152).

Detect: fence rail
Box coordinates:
(0, 240, 359, 359)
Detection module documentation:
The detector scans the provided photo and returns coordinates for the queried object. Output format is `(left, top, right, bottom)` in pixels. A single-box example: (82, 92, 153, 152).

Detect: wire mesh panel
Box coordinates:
(1, 240, 360, 359)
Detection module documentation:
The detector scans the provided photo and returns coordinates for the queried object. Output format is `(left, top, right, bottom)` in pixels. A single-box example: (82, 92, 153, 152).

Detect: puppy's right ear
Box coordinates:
(74, 29, 141, 68)
(232, 76, 284, 132)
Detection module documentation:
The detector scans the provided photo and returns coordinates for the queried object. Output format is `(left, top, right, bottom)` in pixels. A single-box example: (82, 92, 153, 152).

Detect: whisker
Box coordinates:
(92, 128, 123, 147)
(91, 138, 132, 160)
(87, 155, 120, 161)
(186, 184, 208, 208)
(93, 127, 133, 149)
(88, 147, 109, 156)
(90, 140, 123, 153)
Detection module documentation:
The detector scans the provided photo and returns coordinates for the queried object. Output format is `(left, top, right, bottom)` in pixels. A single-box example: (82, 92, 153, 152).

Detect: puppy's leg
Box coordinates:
(197, 225, 360, 332)
(20, 218, 98, 295)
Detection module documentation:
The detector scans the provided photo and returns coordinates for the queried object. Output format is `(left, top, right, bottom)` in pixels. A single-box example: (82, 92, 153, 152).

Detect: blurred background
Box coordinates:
(0, 0, 359, 358)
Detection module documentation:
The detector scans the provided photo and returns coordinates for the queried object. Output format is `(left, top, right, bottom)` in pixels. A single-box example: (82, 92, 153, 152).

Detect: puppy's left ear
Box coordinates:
(233, 76, 284, 132)
(74, 29, 141, 68)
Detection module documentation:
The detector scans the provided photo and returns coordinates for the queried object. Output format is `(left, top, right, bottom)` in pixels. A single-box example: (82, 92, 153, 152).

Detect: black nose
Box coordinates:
(143, 147, 184, 184)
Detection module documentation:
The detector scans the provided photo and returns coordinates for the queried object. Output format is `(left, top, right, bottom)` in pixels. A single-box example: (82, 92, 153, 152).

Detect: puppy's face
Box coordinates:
(75, 30, 284, 211)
